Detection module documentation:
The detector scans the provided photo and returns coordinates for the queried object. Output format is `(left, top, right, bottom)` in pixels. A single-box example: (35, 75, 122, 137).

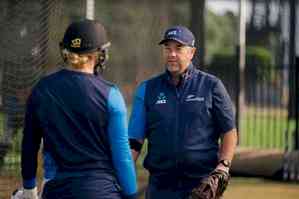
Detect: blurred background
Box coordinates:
(0, 0, 298, 198)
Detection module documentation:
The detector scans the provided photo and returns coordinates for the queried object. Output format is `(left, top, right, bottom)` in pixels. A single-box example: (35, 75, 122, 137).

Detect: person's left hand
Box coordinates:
(11, 187, 38, 199)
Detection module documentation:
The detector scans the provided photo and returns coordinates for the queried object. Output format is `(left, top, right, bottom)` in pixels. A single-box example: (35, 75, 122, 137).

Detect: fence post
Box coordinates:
(86, 0, 95, 20)
(236, 0, 246, 144)
(295, 57, 299, 149)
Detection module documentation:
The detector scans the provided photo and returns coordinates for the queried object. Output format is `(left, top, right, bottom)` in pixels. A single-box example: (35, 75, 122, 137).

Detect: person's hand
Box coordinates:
(215, 162, 229, 174)
(189, 169, 230, 199)
(11, 187, 38, 199)
(23, 187, 38, 199)
(11, 188, 23, 199)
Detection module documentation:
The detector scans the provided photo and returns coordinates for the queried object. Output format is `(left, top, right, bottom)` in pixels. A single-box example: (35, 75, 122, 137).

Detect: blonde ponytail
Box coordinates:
(66, 52, 90, 69)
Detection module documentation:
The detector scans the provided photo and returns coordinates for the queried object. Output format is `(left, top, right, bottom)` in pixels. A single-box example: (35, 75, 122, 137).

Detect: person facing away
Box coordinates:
(128, 25, 238, 199)
(20, 19, 137, 199)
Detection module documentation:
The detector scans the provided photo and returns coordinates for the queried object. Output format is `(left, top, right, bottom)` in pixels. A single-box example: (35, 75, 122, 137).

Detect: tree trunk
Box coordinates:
(190, 0, 205, 68)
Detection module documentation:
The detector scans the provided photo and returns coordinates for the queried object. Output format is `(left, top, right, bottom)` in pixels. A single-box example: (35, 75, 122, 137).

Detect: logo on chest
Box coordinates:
(155, 92, 167, 104)
(185, 94, 205, 102)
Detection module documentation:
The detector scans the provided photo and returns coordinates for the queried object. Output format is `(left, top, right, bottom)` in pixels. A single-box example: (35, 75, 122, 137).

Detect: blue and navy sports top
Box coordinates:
(21, 69, 137, 197)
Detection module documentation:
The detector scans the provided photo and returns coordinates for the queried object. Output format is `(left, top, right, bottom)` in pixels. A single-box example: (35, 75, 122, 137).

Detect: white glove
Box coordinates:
(11, 187, 38, 199)
(23, 187, 38, 199)
(11, 189, 23, 199)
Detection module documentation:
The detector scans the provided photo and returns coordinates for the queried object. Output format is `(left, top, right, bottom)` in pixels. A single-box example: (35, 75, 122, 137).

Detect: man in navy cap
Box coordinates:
(128, 25, 238, 199)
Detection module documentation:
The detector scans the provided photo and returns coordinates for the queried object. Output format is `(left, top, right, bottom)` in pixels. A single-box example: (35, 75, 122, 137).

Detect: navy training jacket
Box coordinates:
(129, 64, 235, 180)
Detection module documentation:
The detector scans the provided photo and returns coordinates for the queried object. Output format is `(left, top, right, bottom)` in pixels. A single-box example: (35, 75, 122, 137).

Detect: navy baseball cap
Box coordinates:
(159, 25, 195, 47)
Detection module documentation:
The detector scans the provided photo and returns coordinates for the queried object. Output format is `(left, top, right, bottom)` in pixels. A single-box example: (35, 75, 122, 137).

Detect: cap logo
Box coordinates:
(167, 30, 177, 36)
(71, 38, 81, 48)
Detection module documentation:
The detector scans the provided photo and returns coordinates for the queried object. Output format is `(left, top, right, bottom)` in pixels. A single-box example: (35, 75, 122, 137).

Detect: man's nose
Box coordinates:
(169, 50, 177, 57)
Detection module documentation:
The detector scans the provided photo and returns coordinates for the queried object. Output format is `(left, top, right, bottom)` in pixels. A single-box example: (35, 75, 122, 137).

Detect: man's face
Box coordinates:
(162, 40, 196, 76)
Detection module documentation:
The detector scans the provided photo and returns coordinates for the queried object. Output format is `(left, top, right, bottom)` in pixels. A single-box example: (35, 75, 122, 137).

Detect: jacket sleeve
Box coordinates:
(107, 86, 137, 198)
(128, 81, 147, 140)
(212, 79, 236, 134)
(21, 88, 42, 189)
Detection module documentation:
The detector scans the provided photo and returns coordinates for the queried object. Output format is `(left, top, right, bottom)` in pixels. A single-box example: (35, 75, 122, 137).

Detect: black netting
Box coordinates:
(0, 0, 86, 197)
(0, 0, 298, 197)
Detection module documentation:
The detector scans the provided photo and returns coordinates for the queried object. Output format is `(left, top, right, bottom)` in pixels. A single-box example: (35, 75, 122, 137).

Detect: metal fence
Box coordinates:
(207, 64, 295, 150)
(0, 0, 298, 198)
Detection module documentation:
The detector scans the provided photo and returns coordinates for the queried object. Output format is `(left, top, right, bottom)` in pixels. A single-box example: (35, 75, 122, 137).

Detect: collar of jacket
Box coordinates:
(164, 63, 195, 86)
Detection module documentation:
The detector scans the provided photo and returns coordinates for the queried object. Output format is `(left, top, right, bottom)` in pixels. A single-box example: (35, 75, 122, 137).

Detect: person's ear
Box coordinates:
(190, 47, 196, 59)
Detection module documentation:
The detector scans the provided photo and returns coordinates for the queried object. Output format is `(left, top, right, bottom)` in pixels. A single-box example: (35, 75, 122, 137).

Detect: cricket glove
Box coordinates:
(11, 187, 38, 199)
(189, 169, 230, 199)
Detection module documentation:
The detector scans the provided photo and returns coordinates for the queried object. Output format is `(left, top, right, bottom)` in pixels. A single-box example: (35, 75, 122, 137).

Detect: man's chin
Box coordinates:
(168, 69, 179, 74)
(166, 66, 179, 72)
(167, 70, 181, 77)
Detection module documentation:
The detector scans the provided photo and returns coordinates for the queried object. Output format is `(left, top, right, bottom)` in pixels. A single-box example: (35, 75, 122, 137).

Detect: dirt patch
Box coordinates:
(0, 174, 20, 199)
(225, 177, 299, 199)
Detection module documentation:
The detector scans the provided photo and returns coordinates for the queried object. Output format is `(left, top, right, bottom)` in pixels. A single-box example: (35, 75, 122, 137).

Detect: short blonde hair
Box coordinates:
(62, 49, 98, 69)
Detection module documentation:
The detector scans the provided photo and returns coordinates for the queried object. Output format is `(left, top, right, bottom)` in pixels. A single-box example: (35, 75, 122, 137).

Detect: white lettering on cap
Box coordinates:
(167, 30, 177, 36)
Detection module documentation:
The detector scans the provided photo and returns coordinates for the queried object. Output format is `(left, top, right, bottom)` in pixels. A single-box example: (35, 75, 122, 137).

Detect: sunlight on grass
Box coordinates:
(239, 106, 296, 150)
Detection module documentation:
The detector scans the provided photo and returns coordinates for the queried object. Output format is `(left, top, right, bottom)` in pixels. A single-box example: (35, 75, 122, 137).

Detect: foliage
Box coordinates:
(246, 46, 274, 82)
(206, 11, 238, 63)
(209, 45, 274, 83)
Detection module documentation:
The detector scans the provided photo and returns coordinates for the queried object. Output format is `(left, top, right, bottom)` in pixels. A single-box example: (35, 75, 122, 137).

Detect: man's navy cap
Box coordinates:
(159, 25, 195, 47)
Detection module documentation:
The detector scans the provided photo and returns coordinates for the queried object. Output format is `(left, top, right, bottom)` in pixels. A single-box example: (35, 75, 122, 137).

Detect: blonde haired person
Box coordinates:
(19, 19, 137, 199)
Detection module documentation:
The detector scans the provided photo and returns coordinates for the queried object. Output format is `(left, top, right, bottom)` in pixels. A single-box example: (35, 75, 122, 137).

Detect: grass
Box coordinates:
(128, 105, 297, 150)
(134, 171, 299, 199)
(132, 106, 299, 198)
(0, 106, 298, 198)
(240, 106, 296, 150)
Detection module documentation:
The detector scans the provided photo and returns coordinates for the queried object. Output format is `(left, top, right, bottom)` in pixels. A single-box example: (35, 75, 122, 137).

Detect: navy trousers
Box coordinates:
(42, 175, 122, 199)
(145, 175, 201, 199)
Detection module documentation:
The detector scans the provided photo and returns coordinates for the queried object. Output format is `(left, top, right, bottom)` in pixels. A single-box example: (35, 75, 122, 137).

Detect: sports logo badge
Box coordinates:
(155, 92, 167, 104)
(71, 38, 81, 48)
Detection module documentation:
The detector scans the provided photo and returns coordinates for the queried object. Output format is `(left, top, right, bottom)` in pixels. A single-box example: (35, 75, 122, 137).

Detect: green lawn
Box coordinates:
(0, 107, 298, 198)
(128, 105, 297, 150)
(240, 107, 296, 150)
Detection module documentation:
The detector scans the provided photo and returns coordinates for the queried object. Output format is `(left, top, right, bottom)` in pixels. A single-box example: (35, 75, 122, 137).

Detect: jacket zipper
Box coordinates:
(174, 87, 180, 171)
